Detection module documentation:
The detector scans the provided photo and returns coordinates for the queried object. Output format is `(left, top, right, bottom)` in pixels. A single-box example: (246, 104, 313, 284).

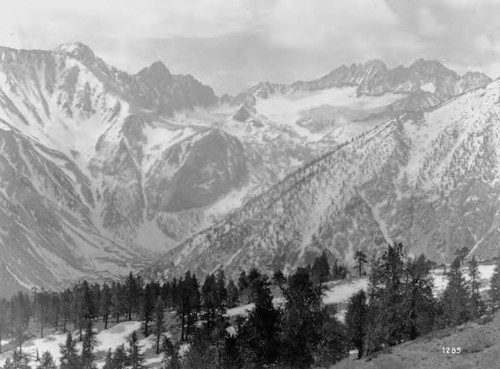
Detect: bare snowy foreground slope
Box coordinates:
(1, 263, 493, 368)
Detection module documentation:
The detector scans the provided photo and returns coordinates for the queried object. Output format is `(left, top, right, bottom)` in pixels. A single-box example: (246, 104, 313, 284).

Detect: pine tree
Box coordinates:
(100, 283, 112, 330)
(37, 351, 57, 369)
(60, 289, 72, 332)
(161, 336, 182, 369)
(35, 289, 49, 338)
(0, 298, 10, 355)
(11, 292, 30, 355)
(59, 332, 80, 369)
(10, 350, 30, 369)
(403, 255, 437, 340)
(127, 331, 145, 369)
(140, 283, 155, 337)
(182, 329, 218, 369)
(112, 344, 128, 369)
(81, 280, 96, 321)
(279, 267, 323, 368)
(315, 304, 348, 367)
(177, 272, 200, 341)
(489, 260, 500, 313)
(354, 250, 368, 277)
(125, 273, 140, 321)
(376, 243, 407, 346)
(312, 251, 331, 285)
(81, 320, 97, 369)
(153, 297, 166, 354)
(202, 274, 217, 330)
(226, 280, 239, 308)
(455, 247, 470, 267)
(272, 270, 286, 288)
(441, 256, 470, 326)
(215, 269, 228, 317)
(237, 271, 251, 303)
(102, 349, 113, 369)
(345, 290, 368, 359)
(237, 274, 281, 367)
(111, 282, 124, 324)
(468, 255, 482, 319)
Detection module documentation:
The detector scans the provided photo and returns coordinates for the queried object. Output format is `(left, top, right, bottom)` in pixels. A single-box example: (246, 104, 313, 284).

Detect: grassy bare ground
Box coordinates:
(331, 313, 500, 369)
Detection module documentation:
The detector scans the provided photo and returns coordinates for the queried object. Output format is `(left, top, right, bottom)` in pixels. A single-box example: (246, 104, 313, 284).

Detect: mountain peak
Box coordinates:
(55, 42, 96, 60)
(363, 59, 387, 70)
(409, 58, 450, 73)
(137, 61, 173, 82)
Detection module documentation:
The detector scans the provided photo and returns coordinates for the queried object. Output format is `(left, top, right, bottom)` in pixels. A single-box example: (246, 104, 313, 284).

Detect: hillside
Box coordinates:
(155, 78, 500, 280)
(332, 313, 500, 369)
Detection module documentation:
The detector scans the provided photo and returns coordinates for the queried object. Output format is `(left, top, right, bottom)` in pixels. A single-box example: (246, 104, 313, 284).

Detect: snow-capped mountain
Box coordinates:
(155, 78, 500, 280)
(0, 42, 492, 295)
(228, 59, 491, 145)
(0, 43, 225, 295)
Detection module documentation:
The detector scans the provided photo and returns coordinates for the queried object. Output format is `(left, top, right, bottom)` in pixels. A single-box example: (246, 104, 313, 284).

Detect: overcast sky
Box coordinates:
(1, 0, 500, 94)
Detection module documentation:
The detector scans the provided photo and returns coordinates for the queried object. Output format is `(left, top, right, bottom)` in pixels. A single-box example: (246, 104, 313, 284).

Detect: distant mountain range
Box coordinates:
(0, 42, 493, 295)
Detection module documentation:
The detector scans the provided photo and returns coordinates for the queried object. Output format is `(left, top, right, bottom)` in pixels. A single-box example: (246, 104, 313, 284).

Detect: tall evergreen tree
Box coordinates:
(441, 256, 470, 326)
(102, 350, 113, 369)
(81, 320, 97, 369)
(468, 255, 482, 319)
(311, 251, 330, 285)
(11, 292, 30, 355)
(112, 344, 128, 369)
(455, 247, 470, 267)
(237, 271, 251, 303)
(345, 290, 368, 359)
(140, 283, 155, 337)
(59, 332, 80, 369)
(237, 274, 281, 367)
(226, 280, 239, 308)
(371, 243, 407, 348)
(36, 351, 57, 369)
(100, 283, 112, 330)
(127, 331, 145, 369)
(111, 282, 124, 324)
(354, 250, 368, 277)
(125, 273, 138, 321)
(153, 297, 166, 355)
(272, 270, 286, 288)
(315, 304, 348, 367)
(182, 329, 218, 369)
(0, 298, 10, 354)
(161, 336, 182, 369)
(403, 255, 437, 340)
(60, 289, 72, 332)
(279, 267, 324, 368)
(177, 272, 200, 341)
(489, 260, 500, 313)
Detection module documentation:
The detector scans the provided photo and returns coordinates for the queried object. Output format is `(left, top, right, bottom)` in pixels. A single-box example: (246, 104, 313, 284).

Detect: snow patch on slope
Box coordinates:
(420, 82, 436, 94)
